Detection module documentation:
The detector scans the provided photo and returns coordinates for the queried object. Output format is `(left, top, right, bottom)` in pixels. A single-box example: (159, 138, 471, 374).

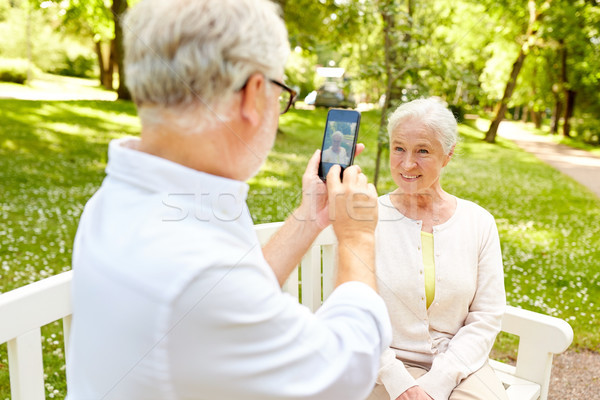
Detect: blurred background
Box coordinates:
(1, 0, 599, 146)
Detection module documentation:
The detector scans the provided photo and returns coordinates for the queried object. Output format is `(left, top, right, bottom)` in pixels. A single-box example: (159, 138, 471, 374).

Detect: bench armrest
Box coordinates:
(500, 305, 573, 399)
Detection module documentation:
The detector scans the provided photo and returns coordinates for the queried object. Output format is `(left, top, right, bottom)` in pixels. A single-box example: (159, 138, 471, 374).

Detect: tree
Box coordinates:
(372, 0, 416, 188)
(62, 0, 113, 89)
(273, 0, 347, 51)
(62, 0, 131, 97)
(111, 0, 129, 100)
(485, 0, 552, 143)
(523, 0, 600, 138)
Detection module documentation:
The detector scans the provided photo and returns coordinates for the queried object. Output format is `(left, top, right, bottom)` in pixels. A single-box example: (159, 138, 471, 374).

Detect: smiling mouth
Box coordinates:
(401, 173, 421, 179)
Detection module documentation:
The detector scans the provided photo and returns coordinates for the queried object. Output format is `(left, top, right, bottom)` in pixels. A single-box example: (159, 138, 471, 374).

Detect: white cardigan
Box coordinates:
(375, 194, 506, 400)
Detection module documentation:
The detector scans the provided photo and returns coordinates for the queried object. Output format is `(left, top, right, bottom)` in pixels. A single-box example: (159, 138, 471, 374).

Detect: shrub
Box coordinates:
(0, 58, 31, 84)
(571, 118, 600, 146)
(49, 53, 97, 79)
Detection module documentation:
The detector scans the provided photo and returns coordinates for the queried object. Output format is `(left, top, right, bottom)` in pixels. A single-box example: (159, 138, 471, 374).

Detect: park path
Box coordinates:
(497, 120, 600, 399)
(497, 121, 600, 199)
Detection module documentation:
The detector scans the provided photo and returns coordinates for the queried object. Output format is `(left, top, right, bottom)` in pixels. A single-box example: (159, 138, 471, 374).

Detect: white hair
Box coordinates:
(387, 97, 458, 154)
(332, 131, 343, 140)
(123, 0, 290, 113)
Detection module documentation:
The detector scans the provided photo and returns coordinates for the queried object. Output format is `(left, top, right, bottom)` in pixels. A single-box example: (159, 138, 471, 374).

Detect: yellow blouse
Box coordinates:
(421, 231, 435, 309)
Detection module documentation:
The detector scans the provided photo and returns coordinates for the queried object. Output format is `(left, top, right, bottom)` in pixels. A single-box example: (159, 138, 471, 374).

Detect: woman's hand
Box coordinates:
(396, 386, 433, 400)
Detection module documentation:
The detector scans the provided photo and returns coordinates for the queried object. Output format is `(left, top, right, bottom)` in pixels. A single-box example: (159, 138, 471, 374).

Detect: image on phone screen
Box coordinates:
(318, 109, 361, 181)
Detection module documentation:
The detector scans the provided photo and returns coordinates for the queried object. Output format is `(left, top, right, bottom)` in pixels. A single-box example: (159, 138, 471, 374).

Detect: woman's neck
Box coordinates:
(390, 187, 456, 232)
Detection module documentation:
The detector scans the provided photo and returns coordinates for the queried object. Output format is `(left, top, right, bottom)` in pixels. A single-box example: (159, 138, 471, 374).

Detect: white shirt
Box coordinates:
(66, 137, 392, 400)
(375, 194, 505, 400)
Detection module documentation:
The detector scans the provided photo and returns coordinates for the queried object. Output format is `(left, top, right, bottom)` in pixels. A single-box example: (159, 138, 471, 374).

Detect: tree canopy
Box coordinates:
(2, 0, 599, 145)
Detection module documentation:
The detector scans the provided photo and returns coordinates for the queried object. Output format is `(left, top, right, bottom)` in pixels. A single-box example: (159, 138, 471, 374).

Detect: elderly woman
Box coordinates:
(322, 130, 349, 164)
(369, 98, 507, 400)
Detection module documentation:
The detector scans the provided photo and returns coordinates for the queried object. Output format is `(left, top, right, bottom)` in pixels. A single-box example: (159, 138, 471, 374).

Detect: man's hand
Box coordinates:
(293, 149, 329, 230)
(326, 163, 378, 243)
(263, 144, 365, 286)
(325, 162, 378, 290)
(294, 144, 365, 231)
(396, 386, 433, 400)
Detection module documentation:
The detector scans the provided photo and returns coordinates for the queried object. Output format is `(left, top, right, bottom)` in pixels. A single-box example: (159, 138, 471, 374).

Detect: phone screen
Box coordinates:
(318, 109, 361, 181)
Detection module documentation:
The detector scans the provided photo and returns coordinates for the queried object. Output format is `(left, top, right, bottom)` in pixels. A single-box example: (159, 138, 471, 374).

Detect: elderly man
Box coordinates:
(65, 0, 391, 399)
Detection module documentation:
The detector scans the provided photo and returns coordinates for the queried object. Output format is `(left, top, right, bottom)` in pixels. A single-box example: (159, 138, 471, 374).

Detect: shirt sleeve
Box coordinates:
(417, 218, 506, 400)
(168, 260, 392, 400)
(377, 348, 418, 400)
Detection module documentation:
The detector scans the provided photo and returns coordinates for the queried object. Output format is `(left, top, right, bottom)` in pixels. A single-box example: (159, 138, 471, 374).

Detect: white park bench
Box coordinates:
(0, 222, 573, 400)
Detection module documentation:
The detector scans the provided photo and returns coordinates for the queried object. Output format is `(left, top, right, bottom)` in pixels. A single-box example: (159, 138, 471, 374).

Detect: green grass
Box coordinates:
(0, 73, 117, 101)
(0, 99, 599, 398)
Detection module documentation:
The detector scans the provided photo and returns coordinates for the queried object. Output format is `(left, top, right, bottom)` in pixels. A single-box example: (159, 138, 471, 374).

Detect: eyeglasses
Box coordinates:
(239, 77, 297, 115)
(269, 79, 297, 115)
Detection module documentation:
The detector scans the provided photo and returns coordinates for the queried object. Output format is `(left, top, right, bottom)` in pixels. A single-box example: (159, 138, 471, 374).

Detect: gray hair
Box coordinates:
(387, 98, 458, 154)
(123, 0, 290, 111)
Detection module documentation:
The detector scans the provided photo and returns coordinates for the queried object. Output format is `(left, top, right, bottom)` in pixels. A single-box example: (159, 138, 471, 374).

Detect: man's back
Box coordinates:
(67, 139, 390, 399)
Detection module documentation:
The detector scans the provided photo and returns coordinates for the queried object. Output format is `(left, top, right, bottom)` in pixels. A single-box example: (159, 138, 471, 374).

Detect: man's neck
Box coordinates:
(137, 123, 241, 180)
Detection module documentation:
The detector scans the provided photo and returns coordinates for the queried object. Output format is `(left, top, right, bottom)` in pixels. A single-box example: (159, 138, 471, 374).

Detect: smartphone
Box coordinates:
(318, 109, 361, 181)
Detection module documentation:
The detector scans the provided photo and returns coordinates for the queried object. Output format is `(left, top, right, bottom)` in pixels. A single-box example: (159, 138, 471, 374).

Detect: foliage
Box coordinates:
(275, 0, 362, 52)
(0, 57, 31, 83)
(0, 0, 97, 76)
(61, 0, 113, 41)
(571, 117, 600, 145)
(284, 49, 318, 99)
(49, 53, 97, 78)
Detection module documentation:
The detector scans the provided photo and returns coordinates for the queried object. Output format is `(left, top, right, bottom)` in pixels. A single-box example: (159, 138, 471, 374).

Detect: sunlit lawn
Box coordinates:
(0, 98, 599, 398)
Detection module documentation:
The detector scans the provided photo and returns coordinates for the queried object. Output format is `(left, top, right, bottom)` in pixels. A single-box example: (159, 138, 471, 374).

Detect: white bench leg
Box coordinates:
(7, 328, 46, 400)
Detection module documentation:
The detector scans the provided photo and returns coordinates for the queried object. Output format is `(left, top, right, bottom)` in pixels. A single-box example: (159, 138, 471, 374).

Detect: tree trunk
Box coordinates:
(521, 105, 528, 122)
(550, 101, 563, 134)
(112, 0, 131, 100)
(485, 50, 527, 142)
(485, 0, 551, 143)
(550, 85, 563, 135)
(559, 38, 575, 137)
(94, 41, 105, 88)
(95, 40, 114, 90)
(532, 110, 542, 129)
(563, 90, 576, 137)
(373, 7, 394, 189)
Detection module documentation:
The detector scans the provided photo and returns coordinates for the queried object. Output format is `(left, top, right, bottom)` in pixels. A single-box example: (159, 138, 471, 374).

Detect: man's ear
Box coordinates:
(240, 73, 265, 127)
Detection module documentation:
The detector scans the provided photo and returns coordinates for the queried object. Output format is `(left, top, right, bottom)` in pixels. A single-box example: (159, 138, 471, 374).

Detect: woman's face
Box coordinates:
(389, 118, 452, 194)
